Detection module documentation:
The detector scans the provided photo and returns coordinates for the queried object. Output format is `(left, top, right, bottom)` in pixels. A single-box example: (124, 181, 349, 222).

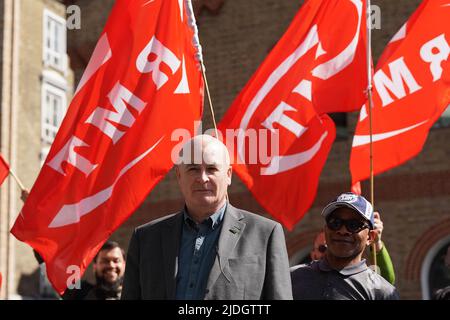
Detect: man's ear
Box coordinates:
(227, 166, 232, 185)
(367, 229, 377, 246)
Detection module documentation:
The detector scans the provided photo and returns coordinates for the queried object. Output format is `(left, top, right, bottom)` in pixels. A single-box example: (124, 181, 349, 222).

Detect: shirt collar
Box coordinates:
(183, 202, 227, 230)
(318, 257, 368, 276)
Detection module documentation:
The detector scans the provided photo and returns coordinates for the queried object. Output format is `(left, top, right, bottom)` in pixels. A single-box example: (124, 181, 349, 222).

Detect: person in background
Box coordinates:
(291, 192, 399, 300)
(307, 211, 396, 285)
(310, 231, 327, 262)
(62, 240, 126, 300)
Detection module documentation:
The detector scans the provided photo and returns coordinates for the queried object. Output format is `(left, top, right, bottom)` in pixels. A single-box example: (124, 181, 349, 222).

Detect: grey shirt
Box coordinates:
(291, 258, 400, 300)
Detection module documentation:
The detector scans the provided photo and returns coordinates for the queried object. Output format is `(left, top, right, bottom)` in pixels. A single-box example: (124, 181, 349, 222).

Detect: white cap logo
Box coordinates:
(337, 194, 358, 203)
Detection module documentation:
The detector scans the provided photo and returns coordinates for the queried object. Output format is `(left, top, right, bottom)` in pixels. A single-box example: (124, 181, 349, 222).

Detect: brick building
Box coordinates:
(1, 0, 449, 299)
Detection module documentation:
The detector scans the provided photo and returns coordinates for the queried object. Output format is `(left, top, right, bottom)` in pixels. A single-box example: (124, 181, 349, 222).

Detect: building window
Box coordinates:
(41, 83, 66, 145)
(434, 105, 450, 129)
(43, 9, 67, 71)
(428, 241, 450, 299)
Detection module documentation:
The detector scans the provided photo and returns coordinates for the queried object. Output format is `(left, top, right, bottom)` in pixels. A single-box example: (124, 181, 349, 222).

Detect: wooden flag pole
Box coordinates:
(8, 168, 26, 191)
(201, 68, 219, 138)
(366, 0, 378, 271)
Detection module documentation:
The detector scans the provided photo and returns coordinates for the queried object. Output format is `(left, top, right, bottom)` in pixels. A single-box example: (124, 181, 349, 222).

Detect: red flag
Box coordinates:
(11, 0, 203, 294)
(219, 0, 368, 230)
(350, 0, 450, 186)
(0, 154, 9, 186)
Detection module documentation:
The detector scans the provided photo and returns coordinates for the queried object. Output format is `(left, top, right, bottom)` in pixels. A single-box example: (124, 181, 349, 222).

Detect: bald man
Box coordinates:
(122, 135, 292, 300)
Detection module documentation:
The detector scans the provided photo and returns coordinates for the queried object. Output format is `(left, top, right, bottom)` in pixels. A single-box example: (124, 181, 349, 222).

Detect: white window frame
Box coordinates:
(41, 82, 67, 146)
(43, 9, 67, 72)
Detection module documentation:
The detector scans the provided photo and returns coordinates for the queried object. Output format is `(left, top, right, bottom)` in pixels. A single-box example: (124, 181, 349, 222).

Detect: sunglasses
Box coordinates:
(326, 216, 369, 234)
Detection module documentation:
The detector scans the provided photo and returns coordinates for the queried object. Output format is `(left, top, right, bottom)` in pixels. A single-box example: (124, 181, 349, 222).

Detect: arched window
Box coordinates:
(421, 236, 450, 299)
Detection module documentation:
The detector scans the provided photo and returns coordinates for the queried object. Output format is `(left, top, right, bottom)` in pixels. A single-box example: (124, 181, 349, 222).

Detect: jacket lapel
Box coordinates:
(206, 204, 246, 290)
(161, 212, 183, 299)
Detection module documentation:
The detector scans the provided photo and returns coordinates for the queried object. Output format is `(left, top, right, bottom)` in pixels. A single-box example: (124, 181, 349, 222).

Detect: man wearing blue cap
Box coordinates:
(291, 192, 399, 300)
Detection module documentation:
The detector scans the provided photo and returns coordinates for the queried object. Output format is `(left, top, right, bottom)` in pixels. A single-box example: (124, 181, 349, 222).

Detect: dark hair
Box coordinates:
(432, 286, 450, 300)
(93, 240, 126, 263)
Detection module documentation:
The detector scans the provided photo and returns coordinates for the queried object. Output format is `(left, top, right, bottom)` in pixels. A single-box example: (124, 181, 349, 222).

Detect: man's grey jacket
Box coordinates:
(121, 204, 293, 300)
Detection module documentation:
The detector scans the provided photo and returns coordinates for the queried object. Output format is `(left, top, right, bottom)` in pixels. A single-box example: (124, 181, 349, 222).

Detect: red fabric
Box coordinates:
(218, 0, 368, 230)
(0, 154, 9, 186)
(350, 0, 450, 186)
(11, 0, 203, 295)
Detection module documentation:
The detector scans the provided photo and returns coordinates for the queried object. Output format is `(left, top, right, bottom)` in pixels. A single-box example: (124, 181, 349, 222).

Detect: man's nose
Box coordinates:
(197, 168, 209, 183)
(105, 260, 117, 268)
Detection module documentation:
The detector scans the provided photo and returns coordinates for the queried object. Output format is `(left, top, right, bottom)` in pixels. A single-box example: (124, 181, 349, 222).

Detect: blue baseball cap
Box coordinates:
(321, 192, 374, 229)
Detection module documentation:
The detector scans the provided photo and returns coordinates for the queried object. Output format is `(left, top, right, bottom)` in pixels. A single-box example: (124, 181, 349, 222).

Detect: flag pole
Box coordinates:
(201, 69, 219, 138)
(185, 0, 219, 139)
(8, 168, 26, 191)
(366, 0, 377, 271)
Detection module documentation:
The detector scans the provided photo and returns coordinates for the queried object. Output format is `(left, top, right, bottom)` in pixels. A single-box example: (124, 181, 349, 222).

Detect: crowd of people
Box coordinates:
(5, 135, 450, 300)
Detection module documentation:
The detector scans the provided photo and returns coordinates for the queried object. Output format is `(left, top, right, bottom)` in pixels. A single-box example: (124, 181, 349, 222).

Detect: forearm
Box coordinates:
(370, 242, 396, 285)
